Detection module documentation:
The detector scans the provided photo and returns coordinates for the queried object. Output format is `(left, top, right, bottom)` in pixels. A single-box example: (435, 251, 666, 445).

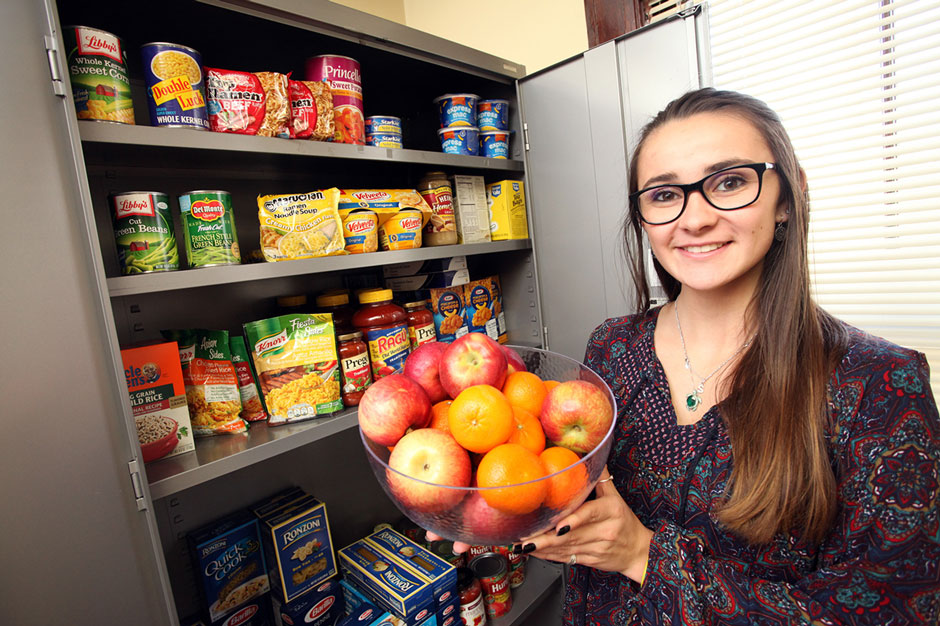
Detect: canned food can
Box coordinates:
(430, 540, 467, 569)
(306, 55, 363, 144)
(342, 209, 378, 254)
(109, 192, 178, 275)
(438, 126, 479, 156)
(366, 133, 403, 149)
(64, 26, 134, 124)
(141, 42, 209, 130)
(178, 190, 241, 268)
(379, 209, 423, 251)
(491, 546, 527, 589)
(434, 93, 480, 128)
(365, 116, 402, 135)
(469, 552, 512, 619)
(477, 99, 509, 131)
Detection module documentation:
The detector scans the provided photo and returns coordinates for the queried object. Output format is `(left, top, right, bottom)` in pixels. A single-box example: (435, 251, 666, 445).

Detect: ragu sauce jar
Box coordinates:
(353, 289, 410, 381)
(337, 331, 372, 406)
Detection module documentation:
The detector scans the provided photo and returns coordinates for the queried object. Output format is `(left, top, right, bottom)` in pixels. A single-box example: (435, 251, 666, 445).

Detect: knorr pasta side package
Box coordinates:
(162, 329, 247, 437)
(229, 336, 268, 422)
(243, 314, 342, 425)
(120, 341, 195, 463)
(257, 188, 345, 262)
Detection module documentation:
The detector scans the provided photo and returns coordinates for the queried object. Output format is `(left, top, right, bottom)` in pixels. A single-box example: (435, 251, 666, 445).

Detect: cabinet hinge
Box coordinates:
(43, 35, 67, 97)
(523, 123, 530, 152)
(543, 325, 549, 350)
(128, 460, 148, 512)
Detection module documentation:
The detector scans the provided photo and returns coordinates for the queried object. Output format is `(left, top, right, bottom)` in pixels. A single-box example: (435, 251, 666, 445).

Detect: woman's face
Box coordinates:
(636, 111, 787, 298)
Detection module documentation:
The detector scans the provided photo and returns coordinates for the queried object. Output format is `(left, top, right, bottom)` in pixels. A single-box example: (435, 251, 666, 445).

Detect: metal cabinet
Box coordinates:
(0, 0, 708, 623)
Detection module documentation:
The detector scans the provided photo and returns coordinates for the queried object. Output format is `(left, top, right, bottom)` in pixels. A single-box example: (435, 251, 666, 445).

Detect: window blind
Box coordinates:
(709, 0, 940, 398)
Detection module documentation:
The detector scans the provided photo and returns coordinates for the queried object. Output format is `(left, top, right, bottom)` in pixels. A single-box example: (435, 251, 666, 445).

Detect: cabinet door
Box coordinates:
(0, 1, 173, 623)
(519, 9, 711, 360)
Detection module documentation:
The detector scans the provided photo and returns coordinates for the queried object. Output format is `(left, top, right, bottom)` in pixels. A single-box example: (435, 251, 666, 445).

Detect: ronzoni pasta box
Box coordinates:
(257, 188, 345, 262)
(120, 341, 195, 462)
(243, 314, 342, 425)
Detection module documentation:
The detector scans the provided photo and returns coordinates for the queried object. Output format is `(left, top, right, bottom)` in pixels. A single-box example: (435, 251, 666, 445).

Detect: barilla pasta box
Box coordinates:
(435, 596, 459, 626)
(120, 341, 195, 463)
(183, 596, 274, 626)
(271, 577, 343, 626)
(364, 528, 457, 612)
(340, 579, 436, 626)
(461, 279, 499, 342)
(382, 256, 468, 278)
(188, 510, 271, 624)
(428, 286, 469, 343)
(257, 496, 337, 604)
(384, 269, 469, 292)
(336, 603, 398, 626)
(338, 539, 436, 623)
(486, 180, 528, 240)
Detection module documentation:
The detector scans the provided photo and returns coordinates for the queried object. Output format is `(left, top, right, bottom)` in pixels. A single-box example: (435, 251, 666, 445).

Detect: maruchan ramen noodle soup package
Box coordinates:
(289, 80, 334, 141)
(243, 314, 342, 425)
(162, 329, 247, 437)
(486, 180, 528, 240)
(229, 336, 268, 422)
(257, 189, 345, 262)
(429, 286, 469, 343)
(253, 72, 291, 138)
(120, 341, 195, 463)
(206, 67, 266, 135)
(463, 278, 499, 341)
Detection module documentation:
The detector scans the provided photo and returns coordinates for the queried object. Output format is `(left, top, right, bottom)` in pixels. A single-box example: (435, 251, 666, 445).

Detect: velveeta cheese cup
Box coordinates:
(379, 209, 423, 250)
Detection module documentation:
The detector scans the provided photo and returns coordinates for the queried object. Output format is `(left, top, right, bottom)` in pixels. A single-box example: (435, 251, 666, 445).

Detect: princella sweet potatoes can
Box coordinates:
(305, 55, 363, 144)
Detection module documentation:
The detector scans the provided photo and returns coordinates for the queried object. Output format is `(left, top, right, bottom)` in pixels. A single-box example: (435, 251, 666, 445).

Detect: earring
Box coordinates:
(774, 222, 786, 241)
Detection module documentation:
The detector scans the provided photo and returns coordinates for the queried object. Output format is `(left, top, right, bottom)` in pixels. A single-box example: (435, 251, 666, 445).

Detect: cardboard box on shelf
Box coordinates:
(382, 256, 468, 278)
(450, 175, 491, 244)
(486, 180, 528, 240)
(384, 269, 470, 292)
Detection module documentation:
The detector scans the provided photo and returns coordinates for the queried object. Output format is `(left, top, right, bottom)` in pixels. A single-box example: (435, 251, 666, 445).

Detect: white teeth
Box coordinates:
(683, 243, 724, 253)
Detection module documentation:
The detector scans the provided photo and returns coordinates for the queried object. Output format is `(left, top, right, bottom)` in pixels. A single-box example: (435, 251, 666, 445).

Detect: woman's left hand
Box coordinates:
(518, 467, 653, 583)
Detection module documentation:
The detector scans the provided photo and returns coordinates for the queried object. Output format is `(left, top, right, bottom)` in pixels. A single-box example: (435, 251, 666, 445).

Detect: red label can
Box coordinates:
(491, 545, 527, 588)
(469, 553, 512, 619)
(305, 54, 363, 144)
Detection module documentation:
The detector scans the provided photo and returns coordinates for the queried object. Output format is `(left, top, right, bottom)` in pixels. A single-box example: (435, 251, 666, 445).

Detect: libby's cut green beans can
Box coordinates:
(110, 191, 178, 275)
(178, 190, 241, 268)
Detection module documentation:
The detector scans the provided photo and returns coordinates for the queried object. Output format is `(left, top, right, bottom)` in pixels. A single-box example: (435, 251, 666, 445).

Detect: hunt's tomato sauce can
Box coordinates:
(305, 54, 364, 144)
(491, 545, 527, 588)
(457, 567, 487, 626)
(353, 289, 410, 380)
(469, 552, 512, 619)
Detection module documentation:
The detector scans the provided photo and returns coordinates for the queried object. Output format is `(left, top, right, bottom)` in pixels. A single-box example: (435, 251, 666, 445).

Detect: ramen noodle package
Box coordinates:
(289, 80, 334, 141)
(257, 188, 345, 262)
(243, 314, 342, 425)
(162, 329, 246, 437)
(205, 67, 266, 135)
(253, 72, 291, 138)
(120, 342, 195, 463)
(229, 336, 268, 422)
(462, 278, 499, 341)
(429, 286, 469, 343)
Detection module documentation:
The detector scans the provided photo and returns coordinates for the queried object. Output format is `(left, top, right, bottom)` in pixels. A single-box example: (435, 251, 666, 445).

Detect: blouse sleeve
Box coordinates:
(633, 347, 940, 624)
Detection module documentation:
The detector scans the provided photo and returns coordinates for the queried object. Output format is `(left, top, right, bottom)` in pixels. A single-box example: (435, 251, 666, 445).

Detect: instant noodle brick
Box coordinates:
(229, 336, 268, 422)
(257, 189, 345, 262)
(289, 80, 334, 141)
(243, 314, 342, 425)
(253, 72, 291, 138)
(205, 67, 266, 135)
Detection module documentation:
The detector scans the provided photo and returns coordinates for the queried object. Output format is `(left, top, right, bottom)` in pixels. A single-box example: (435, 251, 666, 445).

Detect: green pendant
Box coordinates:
(686, 391, 701, 412)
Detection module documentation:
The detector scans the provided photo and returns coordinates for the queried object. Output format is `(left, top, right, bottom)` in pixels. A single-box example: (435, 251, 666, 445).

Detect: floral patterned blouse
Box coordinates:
(563, 307, 939, 625)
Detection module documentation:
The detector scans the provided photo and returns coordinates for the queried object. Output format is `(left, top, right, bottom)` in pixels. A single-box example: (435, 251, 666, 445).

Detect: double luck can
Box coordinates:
(469, 552, 512, 619)
(178, 190, 241, 268)
(110, 192, 178, 275)
(65, 26, 134, 124)
(141, 42, 209, 130)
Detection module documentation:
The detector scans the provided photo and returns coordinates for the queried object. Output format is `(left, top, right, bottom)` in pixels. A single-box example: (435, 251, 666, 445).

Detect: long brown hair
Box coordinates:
(626, 88, 847, 544)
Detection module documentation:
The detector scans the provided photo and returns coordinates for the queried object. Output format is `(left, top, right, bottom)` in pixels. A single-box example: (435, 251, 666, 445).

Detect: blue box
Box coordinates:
(250, 487, 305, 519)
(188, 511, 271, 624)
(271, 578, 343, 626)
(336, 602, 398, 626)
(340, 579, 437, 626)
(339, 540, 436, 623)
(363, 528, 457, 611)
(434, 595, 459, 626)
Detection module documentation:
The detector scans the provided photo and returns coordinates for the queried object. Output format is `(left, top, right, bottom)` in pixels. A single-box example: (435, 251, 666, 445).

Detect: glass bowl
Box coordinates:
(359, 345, 617, 545)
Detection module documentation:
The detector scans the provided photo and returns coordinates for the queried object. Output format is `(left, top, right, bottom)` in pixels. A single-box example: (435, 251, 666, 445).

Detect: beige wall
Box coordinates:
(333, 0, 588, 73)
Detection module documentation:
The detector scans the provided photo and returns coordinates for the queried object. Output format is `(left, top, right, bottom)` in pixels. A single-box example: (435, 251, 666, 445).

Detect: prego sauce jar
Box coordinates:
(353, 289, 410, 381)
(337, 331, 372, 406)
(404, 300, 437, 349)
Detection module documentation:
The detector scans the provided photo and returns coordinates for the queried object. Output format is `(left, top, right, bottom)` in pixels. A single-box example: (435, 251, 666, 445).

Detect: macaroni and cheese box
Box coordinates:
(382, 256, 467, 278)
(120, 341, 195, 462)
(486, 180, 528, 240)
(257, 496, 337, 604)
(428, 286, 469, 343)
(384, 269, 469, 292)
(271, 577, 343, 626)
(489, 275, 508, 344)
(338, 539, 436, 622)
(189, 510, 271, 624)
(340, 578, 436, 626)
(364, 528, 457, 612)
(461, 279, 499, 342)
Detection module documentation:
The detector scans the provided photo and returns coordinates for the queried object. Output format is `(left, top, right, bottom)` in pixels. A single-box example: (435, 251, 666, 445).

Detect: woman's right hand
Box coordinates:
(425, 530, 471, 554)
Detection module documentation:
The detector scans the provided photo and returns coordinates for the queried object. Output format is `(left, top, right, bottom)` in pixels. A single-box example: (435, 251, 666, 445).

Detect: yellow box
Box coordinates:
(486, 180, 528, 240)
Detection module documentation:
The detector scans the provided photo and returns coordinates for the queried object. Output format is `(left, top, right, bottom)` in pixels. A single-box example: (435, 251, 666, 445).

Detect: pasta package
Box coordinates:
(258, 188, 345, 262)
(253, 71, 290, 138)
(229, 336, 268, 422)
(206, 67, 266, 135)
(243, 314, 342, 425)
(162, 329, 247, 436)
(289, 79, 334, 141)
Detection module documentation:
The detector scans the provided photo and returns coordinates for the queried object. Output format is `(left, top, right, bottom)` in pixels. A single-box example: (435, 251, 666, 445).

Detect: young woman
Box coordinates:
(515, 88, 940, 625)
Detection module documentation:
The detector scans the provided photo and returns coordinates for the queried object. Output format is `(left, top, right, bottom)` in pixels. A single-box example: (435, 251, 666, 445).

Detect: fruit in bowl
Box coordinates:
(358, 337, 616, 545)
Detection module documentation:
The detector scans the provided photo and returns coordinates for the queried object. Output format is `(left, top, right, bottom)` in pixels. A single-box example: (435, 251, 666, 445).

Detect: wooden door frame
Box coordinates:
(584, 0, 649, 47)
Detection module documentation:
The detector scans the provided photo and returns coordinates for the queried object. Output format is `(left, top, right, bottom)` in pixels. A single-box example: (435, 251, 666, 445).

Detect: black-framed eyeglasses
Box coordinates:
(630, 162, 777, 225)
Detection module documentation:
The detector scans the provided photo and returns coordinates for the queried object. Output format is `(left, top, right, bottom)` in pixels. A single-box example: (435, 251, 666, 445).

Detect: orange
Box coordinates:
(544, 380, 561, 392)
(539, 446, 589, 510)
(448, 385, 514, 453)
(507, 406, 545, 455)
(502, 371, 548, 417)
(429, 400, 453, 433)
(476, 443, 548, 514)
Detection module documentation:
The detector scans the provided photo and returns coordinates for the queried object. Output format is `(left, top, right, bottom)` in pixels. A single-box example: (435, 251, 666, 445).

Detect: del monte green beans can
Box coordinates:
(178, 190, 241, 268)
(110, 191, 178, 275)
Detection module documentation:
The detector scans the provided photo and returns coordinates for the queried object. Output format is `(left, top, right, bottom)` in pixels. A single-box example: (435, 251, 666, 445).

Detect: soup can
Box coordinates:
(306, 54, 364, 144)
(491, 545, 527, 588)
(480, 130, 510, 159)
(366, 133, 403, 148)
(379, 209, 423, 251)
(178, 190, 241, 268)
(109, 191, 178, 275)
(469, 552, 512, 619)
(365, 116, 402, 135)
(438, 126, 479, 156)
(342, 209, 378, 254)
(64, 26, 135, 124)
(434, 93, 479, 128)
(477, 99, 509, 131)
(141, 42, 209, 130)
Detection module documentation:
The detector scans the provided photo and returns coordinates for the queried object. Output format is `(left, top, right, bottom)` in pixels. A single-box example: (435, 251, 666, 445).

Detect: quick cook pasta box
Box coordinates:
(486, 180, 528, 240)
(120, 341, 195, 462)
(383, 269, 469, 292)
(271, 577, 343, 626)
(255, 492, 337, 604)
(363, 528, 457, 614)
(188, 510, 271, 624)
(340, 578, 437, 626)
(381, 256, 468, 278)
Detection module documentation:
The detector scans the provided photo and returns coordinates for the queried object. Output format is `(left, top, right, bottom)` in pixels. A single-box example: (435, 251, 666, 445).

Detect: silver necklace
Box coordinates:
(674, 302, 753, 412)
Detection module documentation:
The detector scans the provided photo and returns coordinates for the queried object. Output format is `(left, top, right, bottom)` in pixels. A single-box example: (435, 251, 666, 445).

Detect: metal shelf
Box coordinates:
(79, 122, 525, 172)
(107, 240, 531, 296)
(494, 559, 563, 626)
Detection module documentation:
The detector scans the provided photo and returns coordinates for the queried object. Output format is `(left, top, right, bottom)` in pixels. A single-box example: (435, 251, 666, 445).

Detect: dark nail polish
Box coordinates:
(522, 543, 536, 554)
(556, 525, 570, 536)
(511, 544, 523, 555)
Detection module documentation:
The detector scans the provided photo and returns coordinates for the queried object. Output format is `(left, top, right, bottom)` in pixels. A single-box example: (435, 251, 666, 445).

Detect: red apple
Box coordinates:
(403, 341, 449, 403)
(358, 374, 431, 446)
(539, 380, 613, 454)
(439, 333, 508, 399)
(460, 491, 539, 544)
(501, 345, 527, 374)
(387, 428, 472, 513)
